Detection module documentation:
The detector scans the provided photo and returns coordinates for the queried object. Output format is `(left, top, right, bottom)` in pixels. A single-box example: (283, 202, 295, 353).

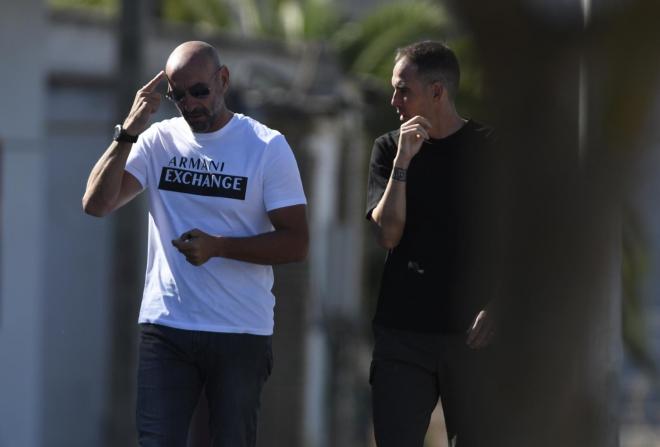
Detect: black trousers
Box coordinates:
(370, 324, 490, 447)
(136, 323, 273, 447)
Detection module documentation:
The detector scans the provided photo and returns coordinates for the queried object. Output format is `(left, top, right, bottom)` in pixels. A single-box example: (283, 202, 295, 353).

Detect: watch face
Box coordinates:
(113, 124, 122, 140)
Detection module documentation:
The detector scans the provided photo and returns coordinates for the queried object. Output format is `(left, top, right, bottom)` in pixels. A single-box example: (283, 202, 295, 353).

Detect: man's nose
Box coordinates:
(391, 91, 400, 108)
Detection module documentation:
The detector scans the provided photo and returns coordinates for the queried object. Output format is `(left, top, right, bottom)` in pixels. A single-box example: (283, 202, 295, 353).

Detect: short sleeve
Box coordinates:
(365, 133, 396, 220)
(125, 126, 156, 189)
(262, 135, 307, 211)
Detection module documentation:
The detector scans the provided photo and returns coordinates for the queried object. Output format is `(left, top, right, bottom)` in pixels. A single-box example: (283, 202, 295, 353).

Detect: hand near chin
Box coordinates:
(396, 115, 431, 166)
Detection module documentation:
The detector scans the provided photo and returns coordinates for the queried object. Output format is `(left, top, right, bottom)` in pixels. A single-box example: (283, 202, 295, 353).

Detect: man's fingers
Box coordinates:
(133, 102, 153, 119)
(138, 90, 163, 103)
(404, 115, 432, 129)
(401, 126, 429, 137)
(181, 230, 200, 241)
(142, 70, 165, 92)
(171, 230, 198, 246)
(415, 128, 430, 140)
(467, 328, 486, 349)
(127, 96, 161, 129)
(466, 310, 491, 348)
(472, 326, 491, 348)
(401, 125, 429, 140)
(186, 229, 202, 239)
(467, 323, 495, 349)
(136, 93, 162, 110)
(173, 243, 195, 258)
(171, 235, 192, 248)
(466, 326, 479, 345)
(171, 229, 209, 266)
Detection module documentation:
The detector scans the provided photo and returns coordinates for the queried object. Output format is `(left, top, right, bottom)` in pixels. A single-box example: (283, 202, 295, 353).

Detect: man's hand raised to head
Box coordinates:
(123, 71, 166, 137)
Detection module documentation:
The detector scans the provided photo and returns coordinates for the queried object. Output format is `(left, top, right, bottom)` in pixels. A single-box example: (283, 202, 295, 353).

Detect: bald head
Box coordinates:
(163, 41, 232, 133)
(166, 41, 221, 75)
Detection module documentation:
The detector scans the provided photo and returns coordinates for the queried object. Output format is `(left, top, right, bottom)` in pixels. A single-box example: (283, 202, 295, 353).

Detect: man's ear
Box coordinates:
(219, 65, 230, 92)
(431, 81, 444, 101)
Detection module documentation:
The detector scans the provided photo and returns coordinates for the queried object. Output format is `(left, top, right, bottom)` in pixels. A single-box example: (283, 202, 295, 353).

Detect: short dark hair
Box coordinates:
(395, 41, 460, 99)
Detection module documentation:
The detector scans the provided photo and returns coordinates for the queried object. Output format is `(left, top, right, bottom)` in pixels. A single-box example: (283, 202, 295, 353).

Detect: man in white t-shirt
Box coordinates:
(83, 41, 308, 447)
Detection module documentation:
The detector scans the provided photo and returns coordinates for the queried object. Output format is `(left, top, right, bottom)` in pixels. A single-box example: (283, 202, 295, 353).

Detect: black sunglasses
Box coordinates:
(165, 83, 211, 103)
(165, 68, 221, 103)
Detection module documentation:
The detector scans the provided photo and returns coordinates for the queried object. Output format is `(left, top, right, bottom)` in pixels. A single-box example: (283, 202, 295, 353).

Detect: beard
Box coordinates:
(182, 108, 218, 133)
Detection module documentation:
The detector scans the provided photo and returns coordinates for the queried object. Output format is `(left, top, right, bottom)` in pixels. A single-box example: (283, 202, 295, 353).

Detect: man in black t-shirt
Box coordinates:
(366, 41, 497, 446)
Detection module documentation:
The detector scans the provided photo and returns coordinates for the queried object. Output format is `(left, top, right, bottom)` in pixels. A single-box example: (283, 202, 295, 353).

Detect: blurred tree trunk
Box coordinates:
(104, 1, 147, 446)
(444, 0, 660, 445)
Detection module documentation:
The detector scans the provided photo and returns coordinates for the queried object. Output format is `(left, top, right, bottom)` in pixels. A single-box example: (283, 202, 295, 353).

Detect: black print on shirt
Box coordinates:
(158, 167, 248, 200)
(167, 156, 225, 172)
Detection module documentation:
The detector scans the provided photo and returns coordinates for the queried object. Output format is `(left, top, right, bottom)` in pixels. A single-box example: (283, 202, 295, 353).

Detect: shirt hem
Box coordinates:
(266, 198, 307, 212)
(138, 318, 273, 335)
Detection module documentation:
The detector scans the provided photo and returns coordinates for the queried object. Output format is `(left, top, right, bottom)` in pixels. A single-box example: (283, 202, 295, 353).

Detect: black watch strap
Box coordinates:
(391, 167, 407, 182)
(113, 124, 138, 143)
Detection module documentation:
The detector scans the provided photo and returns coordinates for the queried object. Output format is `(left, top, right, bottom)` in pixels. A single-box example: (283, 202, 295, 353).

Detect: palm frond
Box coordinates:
(333, 1, 454, 83)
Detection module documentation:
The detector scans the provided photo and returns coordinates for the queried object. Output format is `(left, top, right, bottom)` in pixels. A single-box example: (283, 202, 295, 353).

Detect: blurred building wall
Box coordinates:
(0, 1, 48, 446)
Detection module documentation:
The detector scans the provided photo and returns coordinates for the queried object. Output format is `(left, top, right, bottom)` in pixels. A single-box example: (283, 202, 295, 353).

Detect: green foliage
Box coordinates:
(161, 0, 232, 29)
(159, 0, 341, 40)
(49, 0, 117, 14)
(331, 1, 483, 115)
(46, 0, 478, 98)
(297, 0, 342, 40)
(333, 0, 452, 83)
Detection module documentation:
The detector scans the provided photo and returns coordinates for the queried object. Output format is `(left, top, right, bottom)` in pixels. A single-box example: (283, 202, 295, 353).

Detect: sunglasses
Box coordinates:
(165, 67, 222, 103)
(165, 84, 211, 103)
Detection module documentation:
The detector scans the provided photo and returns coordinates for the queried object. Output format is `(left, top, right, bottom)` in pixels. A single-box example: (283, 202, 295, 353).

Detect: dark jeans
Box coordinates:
(370, 325, 489, 447)
(136, 323, 273, 447)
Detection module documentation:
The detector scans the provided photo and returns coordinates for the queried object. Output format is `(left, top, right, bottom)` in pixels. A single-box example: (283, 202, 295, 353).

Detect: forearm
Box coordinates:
(371, 158, 410, 249)
(83, 71, 164, 217)
(82, 141, 132, 216)
(214, 228, 309, 265)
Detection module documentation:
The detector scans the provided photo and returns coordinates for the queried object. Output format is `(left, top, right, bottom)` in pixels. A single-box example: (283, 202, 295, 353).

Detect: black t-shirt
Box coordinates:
(366, 120, 497, 333)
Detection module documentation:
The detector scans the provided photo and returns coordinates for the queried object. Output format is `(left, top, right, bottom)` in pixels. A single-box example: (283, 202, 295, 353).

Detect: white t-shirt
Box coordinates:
(125, 114, 306, 335)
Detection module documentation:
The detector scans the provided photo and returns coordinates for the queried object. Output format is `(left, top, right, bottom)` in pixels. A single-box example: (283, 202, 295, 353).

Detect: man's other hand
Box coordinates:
(466, 309, 495, 349)
(172, 228, 218, 266)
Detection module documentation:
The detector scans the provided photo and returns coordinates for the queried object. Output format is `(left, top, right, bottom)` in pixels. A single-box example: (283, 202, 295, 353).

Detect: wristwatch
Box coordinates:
(113, 124, 138, 143)
(391, 167, 407, 182)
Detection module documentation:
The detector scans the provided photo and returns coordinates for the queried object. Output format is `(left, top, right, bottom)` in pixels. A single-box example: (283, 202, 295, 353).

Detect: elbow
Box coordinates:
(82, 196, 111, 218)
(286, 229, 309, 263)
(374, 224, 402, 250)
(294, 232, 310, 262)
(377, 234, 400, 250)
(371, 215, 403, 250)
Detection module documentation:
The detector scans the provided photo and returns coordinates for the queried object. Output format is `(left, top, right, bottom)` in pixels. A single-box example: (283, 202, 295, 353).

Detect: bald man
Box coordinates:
(83, 41, 308, 446)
